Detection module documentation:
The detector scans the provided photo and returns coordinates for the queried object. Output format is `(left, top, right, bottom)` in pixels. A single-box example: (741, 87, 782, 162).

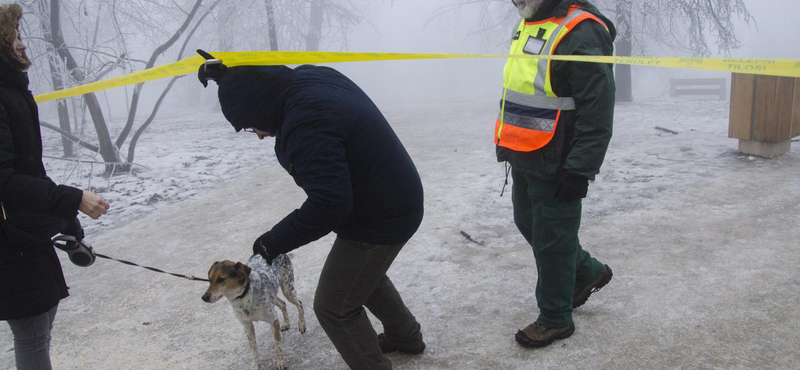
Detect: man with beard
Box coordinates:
(496, 0, 616, 348)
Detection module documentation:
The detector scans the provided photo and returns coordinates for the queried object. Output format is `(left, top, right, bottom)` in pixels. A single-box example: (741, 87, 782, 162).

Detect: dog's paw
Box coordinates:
(276, 361, 287, 370)
(299, 322, 307, 334)
(280, 323, 290, 332)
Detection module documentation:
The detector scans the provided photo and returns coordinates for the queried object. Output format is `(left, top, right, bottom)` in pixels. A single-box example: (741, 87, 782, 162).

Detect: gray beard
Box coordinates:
(517, 1, 542, 19)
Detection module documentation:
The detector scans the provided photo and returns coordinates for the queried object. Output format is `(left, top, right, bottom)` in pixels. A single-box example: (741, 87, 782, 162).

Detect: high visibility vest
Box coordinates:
(495, 7, 608, 152)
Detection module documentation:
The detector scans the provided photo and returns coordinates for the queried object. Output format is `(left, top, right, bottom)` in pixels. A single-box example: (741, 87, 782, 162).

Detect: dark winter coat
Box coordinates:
(0, 56, 82, 320)
(497, 0, 617, 182)
(217, 65, 424, 255)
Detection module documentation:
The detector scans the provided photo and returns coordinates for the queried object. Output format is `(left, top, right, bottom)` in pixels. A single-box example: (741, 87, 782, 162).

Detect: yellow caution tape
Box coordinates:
(33, 52, 800, 103)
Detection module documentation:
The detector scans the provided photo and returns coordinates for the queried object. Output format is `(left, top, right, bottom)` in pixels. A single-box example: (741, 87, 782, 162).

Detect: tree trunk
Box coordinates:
(614, 1, 633, 103)
(47, 58, 74, 157)
(115, 0, 204, 150)
(39, 1, 74, 157)
(127, 0, 222, 163)
(265, 0, 279, 51)
(48, 0, 121, 173)
(306, 0, 324, 51)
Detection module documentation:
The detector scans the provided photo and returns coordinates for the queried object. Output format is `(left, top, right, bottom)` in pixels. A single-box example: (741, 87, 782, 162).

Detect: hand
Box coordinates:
(553, 173, 589, 203)
(79, 190, 109, 219)
(253, 233, 280, 265)
(62, 217, 85, 242)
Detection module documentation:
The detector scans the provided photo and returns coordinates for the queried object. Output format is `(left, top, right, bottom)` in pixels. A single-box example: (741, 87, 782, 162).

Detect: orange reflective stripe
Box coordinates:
(546, 11, 607, 84)
(495, 111, 561, 152)
(551, 13, 606, 54)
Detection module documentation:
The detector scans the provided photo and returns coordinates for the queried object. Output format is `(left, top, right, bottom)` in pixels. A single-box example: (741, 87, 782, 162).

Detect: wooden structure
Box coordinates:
(729, 73, 800, 158)
(670, 78, 727, 100)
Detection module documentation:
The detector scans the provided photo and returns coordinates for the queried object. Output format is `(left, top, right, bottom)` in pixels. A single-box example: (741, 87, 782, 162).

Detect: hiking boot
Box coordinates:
(514, 321, 575, 348)
(377, 333, 426, 354)
(573, 264, 613, 309)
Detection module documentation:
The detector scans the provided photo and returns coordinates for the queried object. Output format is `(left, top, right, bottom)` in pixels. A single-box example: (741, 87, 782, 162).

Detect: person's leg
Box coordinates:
(573, 238, 608, 290)
(314, 237, 405, 370)
(6, 305, 58, 370)
(526, 177, 580, 329)
(366, 275, 424, 353)
(512, 169, 534, 247)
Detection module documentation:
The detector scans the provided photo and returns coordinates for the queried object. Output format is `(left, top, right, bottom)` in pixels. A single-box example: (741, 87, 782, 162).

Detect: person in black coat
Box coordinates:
(0, 4, 109, 369)
(199, 56, 426, 369)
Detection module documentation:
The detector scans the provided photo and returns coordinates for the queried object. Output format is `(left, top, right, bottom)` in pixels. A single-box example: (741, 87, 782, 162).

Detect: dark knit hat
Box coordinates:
(217, 65, 296, 133)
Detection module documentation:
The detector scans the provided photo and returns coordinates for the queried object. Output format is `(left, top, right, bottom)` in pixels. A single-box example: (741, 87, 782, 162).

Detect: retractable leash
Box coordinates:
(52, 235, 209, 282)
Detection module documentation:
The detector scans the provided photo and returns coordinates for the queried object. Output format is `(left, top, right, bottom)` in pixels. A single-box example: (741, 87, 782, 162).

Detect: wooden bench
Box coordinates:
(670, 78, 727, 100)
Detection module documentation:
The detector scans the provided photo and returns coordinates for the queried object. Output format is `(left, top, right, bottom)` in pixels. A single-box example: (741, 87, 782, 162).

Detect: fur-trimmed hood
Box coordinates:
(0, 3, 31, 71)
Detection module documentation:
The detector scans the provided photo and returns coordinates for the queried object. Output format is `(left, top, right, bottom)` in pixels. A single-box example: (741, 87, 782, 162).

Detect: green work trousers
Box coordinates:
(512, 169, 606, 328)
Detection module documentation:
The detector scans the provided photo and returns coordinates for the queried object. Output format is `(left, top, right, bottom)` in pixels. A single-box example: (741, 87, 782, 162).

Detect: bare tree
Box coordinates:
(211, 0, 367, 53)
(601, 0, 753, 102)
(24, 0, 217, 175)
(42, 0, 123, 173)
(265, 0, 279, 51)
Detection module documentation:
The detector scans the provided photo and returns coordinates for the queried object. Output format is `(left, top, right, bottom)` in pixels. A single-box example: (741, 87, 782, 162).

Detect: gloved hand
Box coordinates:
(196, 49, 227, 88)
(553, 173, 589, 203)
(253, 232, 281, 265)
(62, 217, 84, 242)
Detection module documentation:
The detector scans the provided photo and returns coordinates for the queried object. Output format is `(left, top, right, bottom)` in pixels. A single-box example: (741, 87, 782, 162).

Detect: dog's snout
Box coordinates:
(201, 292, 211, 302)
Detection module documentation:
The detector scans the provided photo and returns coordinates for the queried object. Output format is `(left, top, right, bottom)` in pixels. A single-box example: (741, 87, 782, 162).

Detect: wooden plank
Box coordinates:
(719, 79, 727, 101)
(793, 79, 800, 139)
(674, 88, 726, 96)
(751, 76, 793, 143)
(772, 77, 794, 142)
(670, 78, 726, 86)
(729, 73, 755, 140)
(752, 75, 778, 143)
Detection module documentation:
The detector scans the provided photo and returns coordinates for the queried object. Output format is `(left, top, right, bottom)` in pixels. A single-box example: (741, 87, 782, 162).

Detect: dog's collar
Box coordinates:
(234, 280, 250, 300)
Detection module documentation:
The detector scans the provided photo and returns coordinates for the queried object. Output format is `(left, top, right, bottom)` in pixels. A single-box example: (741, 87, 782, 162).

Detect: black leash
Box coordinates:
(53, 235, 209, 282)
(95, 253, 210, 282)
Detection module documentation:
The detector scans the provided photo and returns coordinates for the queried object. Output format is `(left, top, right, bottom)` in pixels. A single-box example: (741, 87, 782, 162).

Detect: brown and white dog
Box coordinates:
(202, 254, 306, 370)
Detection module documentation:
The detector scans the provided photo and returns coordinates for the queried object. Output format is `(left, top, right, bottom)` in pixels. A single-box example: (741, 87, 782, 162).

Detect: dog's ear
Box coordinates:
(235, 262, 252, 280)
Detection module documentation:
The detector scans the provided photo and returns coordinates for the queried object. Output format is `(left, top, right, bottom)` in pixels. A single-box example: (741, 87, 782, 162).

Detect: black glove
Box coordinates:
(253, 232, 281, 265)
(196, 49, 227, 88)
(553, 173, 589, 203)
(62, 217, 84, 242)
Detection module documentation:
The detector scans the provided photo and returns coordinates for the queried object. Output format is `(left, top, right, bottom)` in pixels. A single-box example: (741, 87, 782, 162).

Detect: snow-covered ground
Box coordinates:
(2, 96, 799, 369)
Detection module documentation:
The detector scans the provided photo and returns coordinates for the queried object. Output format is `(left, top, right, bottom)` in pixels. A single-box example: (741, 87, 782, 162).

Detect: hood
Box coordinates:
(0, 3, 31, 71)
(216, 65, 297, 133)
(527, 0, 617, 41)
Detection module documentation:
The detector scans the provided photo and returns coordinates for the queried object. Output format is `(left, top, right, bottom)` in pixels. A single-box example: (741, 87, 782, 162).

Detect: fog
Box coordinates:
(25, 0, 796, 123)
(28, 0, 796, 126)
(5, 2, 799, 369)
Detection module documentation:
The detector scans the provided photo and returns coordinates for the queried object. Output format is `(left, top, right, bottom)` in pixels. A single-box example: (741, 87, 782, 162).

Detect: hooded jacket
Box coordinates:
(217, 65, 424, 254)
(497, 0, 616, 182)
(0, 4, 82, 320)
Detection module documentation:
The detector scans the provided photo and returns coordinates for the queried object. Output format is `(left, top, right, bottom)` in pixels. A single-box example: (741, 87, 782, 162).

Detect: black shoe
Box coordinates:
(377, 333, 426, 354)
(573, 264, 613, 309)
(514, 321, 575, 348)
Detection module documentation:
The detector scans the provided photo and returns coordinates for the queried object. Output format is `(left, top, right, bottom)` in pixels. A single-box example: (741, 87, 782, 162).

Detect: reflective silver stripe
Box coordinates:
(504, 89, 576, 110)
(533, 9, 593, 99)
(497, 110, 556, 132)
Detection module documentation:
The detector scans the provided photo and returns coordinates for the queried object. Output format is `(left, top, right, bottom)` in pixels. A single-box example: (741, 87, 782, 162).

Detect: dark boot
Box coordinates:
(377, 332, 426, 354)
(573, 264, 613, 309)
(514, 321, 575, 348)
